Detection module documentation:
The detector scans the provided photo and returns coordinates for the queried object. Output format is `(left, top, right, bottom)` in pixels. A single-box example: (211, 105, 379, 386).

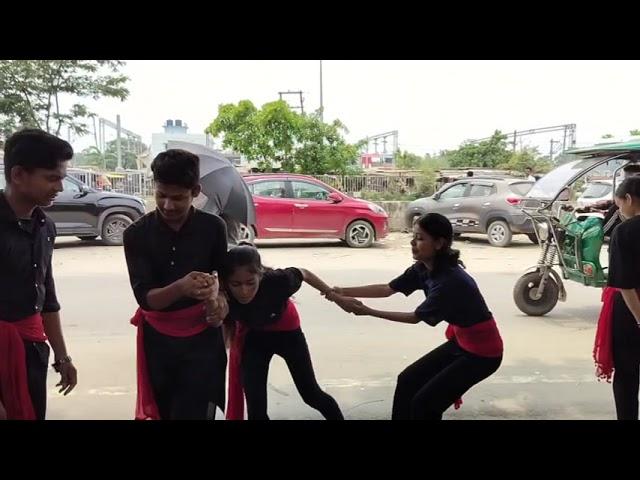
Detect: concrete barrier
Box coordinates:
(372, 201, 411, 232)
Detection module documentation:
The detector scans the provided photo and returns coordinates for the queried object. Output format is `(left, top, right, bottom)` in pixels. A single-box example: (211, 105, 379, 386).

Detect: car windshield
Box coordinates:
(526, 156, 615, 200)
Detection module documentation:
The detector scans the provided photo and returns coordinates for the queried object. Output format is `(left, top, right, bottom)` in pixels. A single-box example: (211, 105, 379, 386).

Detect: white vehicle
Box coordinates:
(576, 180, 613, 208)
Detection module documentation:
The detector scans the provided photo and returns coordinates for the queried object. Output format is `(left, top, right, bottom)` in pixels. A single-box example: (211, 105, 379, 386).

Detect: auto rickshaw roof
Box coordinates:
(568, 140, 640, 156)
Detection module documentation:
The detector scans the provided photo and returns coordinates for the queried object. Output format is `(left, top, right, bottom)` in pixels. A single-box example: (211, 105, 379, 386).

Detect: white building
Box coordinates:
(147, 119, 246, 171)
(150, 119, 215, 159)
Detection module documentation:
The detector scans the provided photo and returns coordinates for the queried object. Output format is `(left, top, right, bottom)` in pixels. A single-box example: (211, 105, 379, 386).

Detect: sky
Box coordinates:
(69, 60, 640, 157)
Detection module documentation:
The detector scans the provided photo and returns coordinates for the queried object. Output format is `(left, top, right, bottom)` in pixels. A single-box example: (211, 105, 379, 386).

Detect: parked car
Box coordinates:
(0, 164, 146, 246)
(576, 179, 613, 209)
(405, 177, 535, 247)
(241, 173, 389, 248)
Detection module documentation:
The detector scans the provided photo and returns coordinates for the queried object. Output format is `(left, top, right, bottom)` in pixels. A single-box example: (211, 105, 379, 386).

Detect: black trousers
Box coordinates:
(612, 292, 640, 420)
(24, 340, 50, 421)
(241, 328, 343, 420)
(143, 323, 227, 420)
(392, 340, 502, 420)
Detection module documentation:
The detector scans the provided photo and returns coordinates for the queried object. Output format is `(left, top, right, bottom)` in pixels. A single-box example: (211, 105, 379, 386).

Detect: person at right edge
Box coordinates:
(594, 176, 640, 420)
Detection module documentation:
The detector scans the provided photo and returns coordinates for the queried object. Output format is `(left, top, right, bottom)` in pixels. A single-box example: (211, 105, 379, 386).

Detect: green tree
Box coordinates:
(207, 100, 272, 171)
(256, 100, 301, 170)
(76, 139, 146, 171)
(423, 151, 450, 171)
(395, 150, 423, 170)
(292, 113, 361, 175)
(206, 100, 360, 174)
(497, 146, 553, 174)
(601, 133, 614, 139)
(447, 130, 511, 168)
(75, 146, 104, 168)
(0, 60, 129, 139)
(630, 129, 640, 137)
(416, 164, 437, 197)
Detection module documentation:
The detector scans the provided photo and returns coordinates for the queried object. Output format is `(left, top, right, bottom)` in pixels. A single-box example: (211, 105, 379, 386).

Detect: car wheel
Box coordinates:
(345, 220, 375, 248)
(486, 220, 512, 247)
(101, 214, 133, 246)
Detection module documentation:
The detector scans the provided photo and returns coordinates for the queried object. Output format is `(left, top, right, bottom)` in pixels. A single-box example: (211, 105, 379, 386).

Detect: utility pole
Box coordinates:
(97, 116, 142, 171)
(116, 114, 123, 172)
(549, 139, 561, 163)
(319, 60, 324, 122)
(92, 116, 99, 150)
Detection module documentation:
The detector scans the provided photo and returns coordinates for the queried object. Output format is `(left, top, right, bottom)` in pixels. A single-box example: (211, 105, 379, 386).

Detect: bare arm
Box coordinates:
(299, 268, 334, 295)
(146, 281, 188, 311)
(205, 281, 229, 328)
(43, 312, 69, 364)
(298, 269, 368, 310)
(620, 289, 640, 325)
(333, 284, 396, 298)
(43, 312, 77, 395)
(351, 304, 421, 324)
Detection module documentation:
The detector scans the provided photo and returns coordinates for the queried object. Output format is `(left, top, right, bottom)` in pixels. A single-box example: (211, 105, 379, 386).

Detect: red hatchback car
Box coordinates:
(241, 174, 389, 248)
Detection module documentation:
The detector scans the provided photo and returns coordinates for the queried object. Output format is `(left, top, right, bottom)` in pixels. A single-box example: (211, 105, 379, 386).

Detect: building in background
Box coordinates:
(151, 119, 215, 158)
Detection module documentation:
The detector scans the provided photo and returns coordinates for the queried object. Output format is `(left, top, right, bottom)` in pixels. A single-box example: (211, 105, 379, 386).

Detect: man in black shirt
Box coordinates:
(124, 149, 229, 420)
(0, 129, 78, 420)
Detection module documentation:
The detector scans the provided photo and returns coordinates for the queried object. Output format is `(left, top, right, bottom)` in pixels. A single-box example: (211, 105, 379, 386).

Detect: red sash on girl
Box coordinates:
(226, 299, 300, 420)
(445, 318, 503, 409)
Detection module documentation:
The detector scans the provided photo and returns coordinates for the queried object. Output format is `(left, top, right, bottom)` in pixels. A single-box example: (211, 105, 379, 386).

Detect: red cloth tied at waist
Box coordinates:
(593, 286, 622, 382)
(0, 314, 47, 420)
(130, 302, 208, 420)
(445, 318, 503, 410)
(226, 299, 300, 420)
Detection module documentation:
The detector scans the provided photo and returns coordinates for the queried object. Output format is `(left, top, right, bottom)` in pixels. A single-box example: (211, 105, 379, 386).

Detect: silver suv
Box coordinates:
(405, 177, 535, 247)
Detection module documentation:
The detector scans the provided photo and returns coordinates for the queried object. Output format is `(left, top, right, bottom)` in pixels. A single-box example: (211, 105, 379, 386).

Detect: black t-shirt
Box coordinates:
(608, 215, 640, 290)
(227, 267, 303, 328)
(389, 262, 492, 327)
(123, 208, 228, 312)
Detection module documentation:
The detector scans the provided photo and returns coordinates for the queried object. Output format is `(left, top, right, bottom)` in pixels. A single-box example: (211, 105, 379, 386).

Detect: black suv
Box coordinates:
(0, 165, 146, 246)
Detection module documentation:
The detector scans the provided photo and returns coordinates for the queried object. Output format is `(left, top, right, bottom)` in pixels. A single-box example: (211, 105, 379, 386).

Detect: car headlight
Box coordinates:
(537, 222, 549, 241)
(367, 203, 386, 215)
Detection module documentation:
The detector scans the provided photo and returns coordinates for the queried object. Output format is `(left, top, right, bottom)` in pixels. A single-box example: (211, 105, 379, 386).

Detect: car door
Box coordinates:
(248, 179, 294, 238)
(45, 177, 99, 234)
(460, 182, 496, 232)
(432, 182, 470, 231)
(288, 180, 345, 238)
